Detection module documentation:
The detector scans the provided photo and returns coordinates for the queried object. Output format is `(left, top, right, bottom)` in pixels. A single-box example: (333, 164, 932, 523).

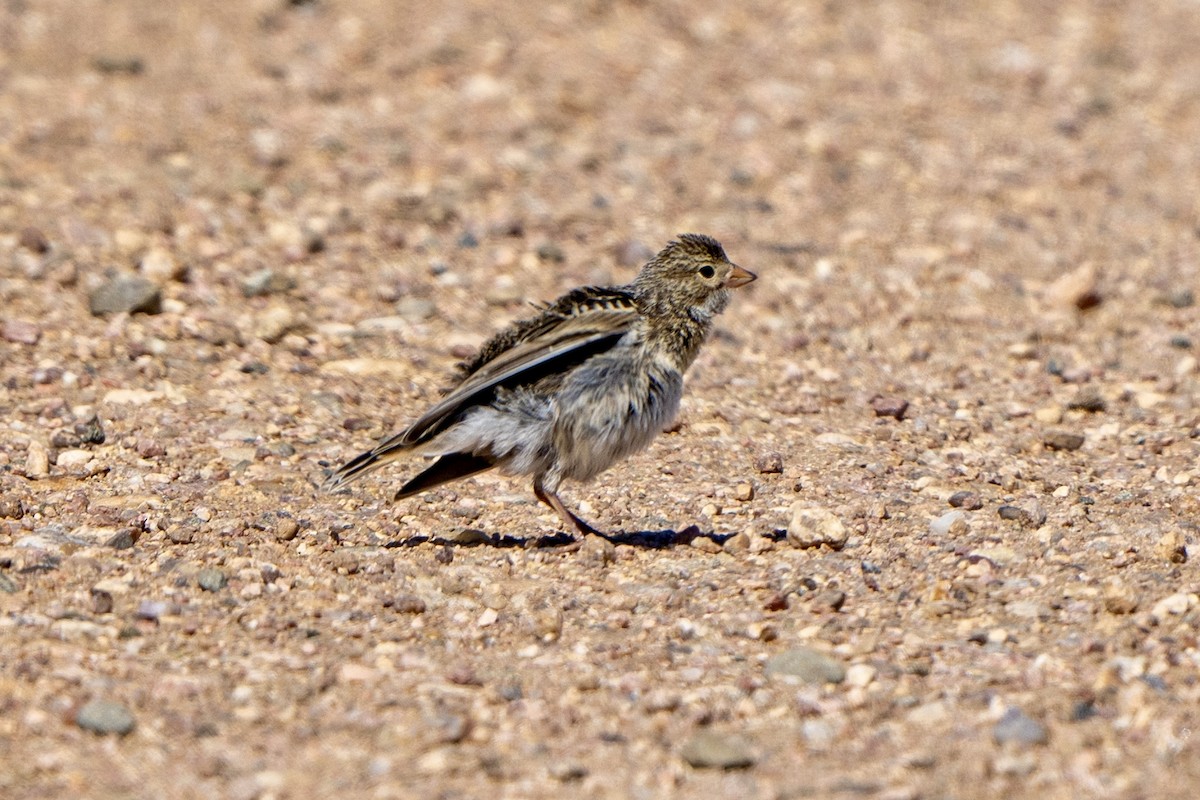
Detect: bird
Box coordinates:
(326, 233, 755, 546)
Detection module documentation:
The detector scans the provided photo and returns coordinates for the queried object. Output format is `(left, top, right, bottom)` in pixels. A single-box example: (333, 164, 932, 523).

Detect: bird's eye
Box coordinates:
(698, 265, 716, 279)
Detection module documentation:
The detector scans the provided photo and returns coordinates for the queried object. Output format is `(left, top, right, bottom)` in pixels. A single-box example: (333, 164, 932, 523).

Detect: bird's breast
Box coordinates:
(551, 353, 684, 482)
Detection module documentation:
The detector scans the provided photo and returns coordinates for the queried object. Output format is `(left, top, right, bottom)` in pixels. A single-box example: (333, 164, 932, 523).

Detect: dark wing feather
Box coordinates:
(324, 287, 639, 489)
(387, 303, 637, 447)
(393, 453, 495, 499)
(455, 286, 636, 377)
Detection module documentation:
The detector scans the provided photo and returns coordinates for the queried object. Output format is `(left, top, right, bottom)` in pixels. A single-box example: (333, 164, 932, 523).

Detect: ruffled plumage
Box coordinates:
(326, 233, 755, 543)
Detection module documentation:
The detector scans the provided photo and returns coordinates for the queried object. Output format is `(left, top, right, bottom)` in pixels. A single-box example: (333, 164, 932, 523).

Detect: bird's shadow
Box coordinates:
(385, 524, 727, 551)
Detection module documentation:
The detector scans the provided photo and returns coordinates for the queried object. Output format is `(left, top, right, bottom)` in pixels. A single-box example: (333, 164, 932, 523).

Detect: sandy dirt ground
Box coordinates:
(2, 1, 1200, 798)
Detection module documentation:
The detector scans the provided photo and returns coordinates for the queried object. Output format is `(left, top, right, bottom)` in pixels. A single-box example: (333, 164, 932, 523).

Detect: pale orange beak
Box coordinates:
(725, 265, 757, 289)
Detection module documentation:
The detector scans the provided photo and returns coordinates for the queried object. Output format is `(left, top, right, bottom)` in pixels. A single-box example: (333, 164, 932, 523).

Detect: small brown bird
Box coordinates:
(327, 233, 755, 544)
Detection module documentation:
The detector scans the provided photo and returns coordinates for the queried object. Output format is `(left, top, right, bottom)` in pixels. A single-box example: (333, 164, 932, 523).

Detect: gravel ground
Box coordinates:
(2, 1, 1200, 798)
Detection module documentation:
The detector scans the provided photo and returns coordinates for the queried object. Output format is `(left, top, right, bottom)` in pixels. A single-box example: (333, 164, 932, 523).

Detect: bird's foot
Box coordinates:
(546, 531, 615, 563)
(577, 533, 616, 564)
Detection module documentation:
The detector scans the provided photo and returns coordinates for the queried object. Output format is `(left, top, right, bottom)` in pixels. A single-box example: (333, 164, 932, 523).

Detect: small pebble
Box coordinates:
(75, 415, 106, 445)
(734, 482, 754, 501)
(1149, 592, 1192, 622)
(722, 532, 751, 554)
(251, 127, 287, 167)
(91, 588, 114, 614)
(166, 524, 196, 544)
(76, 699, 136, 736)
(845, 663, 877, 688)
(1102, 582, 1139, 615)
(787, 505, 848, 550)
(19, 226, 50, 253)
(680, 730, 756, 769)
(392, 594, 427, 614)
(139, 247, 187, 283)
(754, 451, 784, 473)
(549, 762, 589, 782)
(1066, 388, 1106, 412)
(25, 441, 50, 479)
(56, 450, 93, 469)
(441, 528, 489, 546)
(811, 589, 846, 612)
(396, 296, 436, 321)
(535, 242, 566, 263)
(765, 646, 846, 685)
(197, 568, 228, 592)
(870, 395, 909, 420)
(993, 707, 1048, 746)
(137, 438, 167, 458)
(997, 502, 1047, 529)
(1154, 530, 1187, 564)
(1034, 405, 1064, 424)
(1045, 261, 1101, 311)
(274, 517, 300, 542)
(948, 491, 983, 510)
(105, 529, 137, 550)
(1044, 431, 1085, 451)
(0, 497, 25, 519)
(2, 319, 41, 345)
(446, 664, 481, 686)
(1165, 288, 1194, 308)
(241, 268, 296, 297)
(136, 600, 174, 620)
(254, 305, 302, 343)
(930, 510, 968, 536)
(89, 275, 162, 316)
(92, 55, 144, 75)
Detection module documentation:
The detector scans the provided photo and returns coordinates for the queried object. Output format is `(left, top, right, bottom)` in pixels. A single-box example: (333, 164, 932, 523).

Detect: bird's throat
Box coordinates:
(645, 313, 710, 372)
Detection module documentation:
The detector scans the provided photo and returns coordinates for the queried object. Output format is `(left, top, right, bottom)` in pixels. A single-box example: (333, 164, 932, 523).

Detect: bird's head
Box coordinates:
(633, 233, 756, 320)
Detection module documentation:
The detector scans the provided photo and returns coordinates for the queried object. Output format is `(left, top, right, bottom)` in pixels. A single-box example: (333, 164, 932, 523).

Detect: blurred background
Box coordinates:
(4, 0, 1197, 331)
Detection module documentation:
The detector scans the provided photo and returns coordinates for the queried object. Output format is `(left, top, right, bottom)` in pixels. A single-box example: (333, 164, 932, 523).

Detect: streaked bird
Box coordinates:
(327, 233, 755, 544)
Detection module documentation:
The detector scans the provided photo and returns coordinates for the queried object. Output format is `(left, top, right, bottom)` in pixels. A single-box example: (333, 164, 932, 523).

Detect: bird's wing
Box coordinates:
(325, 288, 638, 489)
(387, 289, 640, 449)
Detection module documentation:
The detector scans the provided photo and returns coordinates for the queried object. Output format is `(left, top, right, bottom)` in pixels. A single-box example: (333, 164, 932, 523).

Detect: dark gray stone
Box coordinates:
(993, 707, 1048, 746)
(89, 276, 162, 316)
(77, 699, 136, 736)
(197, 568, 228, 592)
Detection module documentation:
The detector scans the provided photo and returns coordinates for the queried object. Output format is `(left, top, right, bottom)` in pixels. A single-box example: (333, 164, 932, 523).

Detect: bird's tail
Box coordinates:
(324, 447, 394, 489)
(394, 453, 495, 500)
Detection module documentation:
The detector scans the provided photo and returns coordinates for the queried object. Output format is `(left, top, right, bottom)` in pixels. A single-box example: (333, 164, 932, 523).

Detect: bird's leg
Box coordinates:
(533, 477, 598, 538)
(532, 478, 615, 562)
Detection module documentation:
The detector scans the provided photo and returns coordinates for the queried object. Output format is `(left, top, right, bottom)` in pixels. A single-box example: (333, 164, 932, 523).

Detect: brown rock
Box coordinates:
(2, 320, 41, 345)
(997, 502, 1047, 529)
(1044, 431, 1085, 451)
(1154, 530, 1188, 564)
(948, 491, 983, 510)
(871, 395, 909, 420)
(754, 452, 784, 473)
(1046, 261, 1102, 311)
(812, 589, 847, 612)
(1102, 581, 1139, 615)
(274, 517, 300, 541)
(19, 227, 50, 253)
(0, 497, 25, 519)
(391, 594, 427, 614)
